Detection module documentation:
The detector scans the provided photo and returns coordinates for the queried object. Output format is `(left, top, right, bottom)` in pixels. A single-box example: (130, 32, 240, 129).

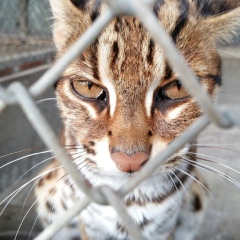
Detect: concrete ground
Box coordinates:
(0, 47, 240, 239)
(195, 55, 240, 240)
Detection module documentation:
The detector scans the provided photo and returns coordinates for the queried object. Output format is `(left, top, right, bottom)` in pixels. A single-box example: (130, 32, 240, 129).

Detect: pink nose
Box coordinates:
(111, 152, 149, 172)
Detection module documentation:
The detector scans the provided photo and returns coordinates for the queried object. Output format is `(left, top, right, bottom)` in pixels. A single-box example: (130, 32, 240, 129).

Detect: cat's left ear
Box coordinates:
(205, 7, 240, 44)
(49, 0, 92, 50)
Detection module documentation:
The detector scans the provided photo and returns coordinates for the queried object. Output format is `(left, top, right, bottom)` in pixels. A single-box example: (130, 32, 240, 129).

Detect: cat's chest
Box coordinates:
(62, 174, 189, 240)
(80, 194, 180, 240)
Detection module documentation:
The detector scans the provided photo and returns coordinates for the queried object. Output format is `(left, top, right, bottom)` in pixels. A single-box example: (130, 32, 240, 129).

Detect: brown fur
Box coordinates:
(53, 2, 240, 154)
(35, 1, 240, 239)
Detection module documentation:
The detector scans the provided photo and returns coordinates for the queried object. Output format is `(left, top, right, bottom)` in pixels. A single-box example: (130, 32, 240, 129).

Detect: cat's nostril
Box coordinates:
(111, 152, 149, 172)
(148, 130, 153, 136)
(108, 130, 112, 136)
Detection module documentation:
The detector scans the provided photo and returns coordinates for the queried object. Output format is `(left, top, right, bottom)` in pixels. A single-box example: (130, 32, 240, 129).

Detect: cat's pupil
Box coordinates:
(177, 80, 181, 90)
(88, 81, 93, 90)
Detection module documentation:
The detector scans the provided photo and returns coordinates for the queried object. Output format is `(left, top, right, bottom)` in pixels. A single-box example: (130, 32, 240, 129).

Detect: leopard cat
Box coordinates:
(35, 0, 240, 239)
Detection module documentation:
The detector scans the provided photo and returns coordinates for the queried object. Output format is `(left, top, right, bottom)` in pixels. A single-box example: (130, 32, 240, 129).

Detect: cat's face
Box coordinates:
(51, 0, 240, 179)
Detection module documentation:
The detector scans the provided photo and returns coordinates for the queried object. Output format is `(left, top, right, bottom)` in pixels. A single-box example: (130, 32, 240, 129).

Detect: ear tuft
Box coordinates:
(49, 0, 90, 50)
(70, 0, 87, 9)
(205, 7, 240, 44)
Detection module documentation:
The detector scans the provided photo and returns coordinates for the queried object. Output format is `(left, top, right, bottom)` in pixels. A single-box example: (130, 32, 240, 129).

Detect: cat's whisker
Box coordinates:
(218, 91, 240, 100)
(14, 157, 55, 189)
(182, 158, 229, 189)
(0, 166, 63, 213)
(167, 170, 189, 209)
(174, 165, 219, 209)
(12, 98, 57, 118)
(0, 157, 55, 212)
(15, 173, 68, 240)
(0, 149, 85, 182)
(0, 150, 52, 170)
(27, 215, 40, 240)
(21, 179, 42, 216)
(217, 49, 240, 60)
(188, 145, 240, 156)
(187, 151, 240, 170)
(35, 98, 57, 105)
(0, 187, 23, 216)
(76, 159, 92, 172)
(2, 154, 83, 218)
(20, 159, 66, 214)
(70, 151, 88, 157)
(0, 148, 50, 160)
(172, 170, 189, 206)
(190, 143, 240, 147)
(165, 174, 180, 207)
(64, 144, 86, 148)
(165, 173, 179, 195)
(182, 158, 240, 189)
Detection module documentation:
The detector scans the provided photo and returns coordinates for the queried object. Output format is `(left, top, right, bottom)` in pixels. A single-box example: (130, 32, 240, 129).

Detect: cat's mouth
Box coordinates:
(111, 151, 149, 173)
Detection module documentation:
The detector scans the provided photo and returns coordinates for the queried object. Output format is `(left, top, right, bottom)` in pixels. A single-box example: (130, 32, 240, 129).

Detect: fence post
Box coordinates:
(19, 0, 28, 42)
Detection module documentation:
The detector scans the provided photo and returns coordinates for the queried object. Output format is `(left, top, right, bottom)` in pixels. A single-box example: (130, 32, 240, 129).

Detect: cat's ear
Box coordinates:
(49, 0, 91, 50)
(205, 7, 240, 44)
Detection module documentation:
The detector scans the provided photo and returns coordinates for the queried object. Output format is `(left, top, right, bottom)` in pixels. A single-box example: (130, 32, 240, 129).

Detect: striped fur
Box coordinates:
(35, 1, 240, 239)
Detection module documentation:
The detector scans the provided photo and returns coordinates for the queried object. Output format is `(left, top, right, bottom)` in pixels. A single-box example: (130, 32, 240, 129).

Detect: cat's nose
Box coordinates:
(111, 152, 149, 172)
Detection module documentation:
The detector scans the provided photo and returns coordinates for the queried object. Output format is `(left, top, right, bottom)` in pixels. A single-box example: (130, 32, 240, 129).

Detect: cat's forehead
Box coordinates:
(61, 0, 223, 90)
(97, 16, 165, 89)
(66, 18, 211, 90)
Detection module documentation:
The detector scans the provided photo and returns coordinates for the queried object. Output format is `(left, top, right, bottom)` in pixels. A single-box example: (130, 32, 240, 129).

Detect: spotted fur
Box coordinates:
(35, 1, 240, 239)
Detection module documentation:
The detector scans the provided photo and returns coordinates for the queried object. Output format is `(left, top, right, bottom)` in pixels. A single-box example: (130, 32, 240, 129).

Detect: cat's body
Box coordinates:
(35, 0, 240, 239)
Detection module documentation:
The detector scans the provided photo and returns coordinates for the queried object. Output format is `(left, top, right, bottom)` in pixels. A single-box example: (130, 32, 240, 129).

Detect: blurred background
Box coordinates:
(0, 1, 240, 239)
(0, 0, 54, 77)
(0, 1, 58, 239)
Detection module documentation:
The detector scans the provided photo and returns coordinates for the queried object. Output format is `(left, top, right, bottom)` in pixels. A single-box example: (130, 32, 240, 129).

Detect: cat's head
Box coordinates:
(50, 0, 240, 181)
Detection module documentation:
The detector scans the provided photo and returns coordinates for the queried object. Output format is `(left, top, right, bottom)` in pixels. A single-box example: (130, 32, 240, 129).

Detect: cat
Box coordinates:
(34, 0, 240, 239)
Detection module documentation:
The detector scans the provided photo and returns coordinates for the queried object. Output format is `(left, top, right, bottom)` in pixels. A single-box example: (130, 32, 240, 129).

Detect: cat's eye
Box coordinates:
(71, 80, 107, 101)
(156, 80, 189, 101)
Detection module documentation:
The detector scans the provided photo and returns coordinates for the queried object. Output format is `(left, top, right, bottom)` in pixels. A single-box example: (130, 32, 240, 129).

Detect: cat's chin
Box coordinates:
(77, 165, 166, 191)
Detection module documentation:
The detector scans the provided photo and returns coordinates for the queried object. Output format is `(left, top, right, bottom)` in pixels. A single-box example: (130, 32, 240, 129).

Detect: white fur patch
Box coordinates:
(150, 140, 168, 160)
(79, 100, 97, 118)
(144, 44, 164, 117)
(145, 79, 160, 117)
(98, 43, 117, 116)
(166, 104, 186, 120)
(94, 137, 119, 171)
(100, 77, 117, 116)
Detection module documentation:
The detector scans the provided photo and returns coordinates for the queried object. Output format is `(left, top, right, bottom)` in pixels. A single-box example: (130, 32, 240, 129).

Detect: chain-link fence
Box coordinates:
(0, 0, 240, 239)
(0, 0, 55, 77)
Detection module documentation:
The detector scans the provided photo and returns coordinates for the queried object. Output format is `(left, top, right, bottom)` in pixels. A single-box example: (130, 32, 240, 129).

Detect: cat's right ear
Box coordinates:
(204, 7, 240, 45)
(49, 0, 91, 50)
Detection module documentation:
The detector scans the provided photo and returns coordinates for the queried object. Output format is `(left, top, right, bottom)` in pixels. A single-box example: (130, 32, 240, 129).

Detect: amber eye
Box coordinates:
(71, 80, 106, 101)
(156, 80, 189, 101)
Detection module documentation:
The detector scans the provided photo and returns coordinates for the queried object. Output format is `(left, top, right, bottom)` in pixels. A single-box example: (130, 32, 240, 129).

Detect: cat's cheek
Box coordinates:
(152, 102, 200, 142)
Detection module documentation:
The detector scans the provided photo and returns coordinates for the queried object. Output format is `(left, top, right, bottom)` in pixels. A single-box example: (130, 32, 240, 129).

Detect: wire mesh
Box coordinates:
(0, 0, 240, 239)
(0, 0, 55, 77)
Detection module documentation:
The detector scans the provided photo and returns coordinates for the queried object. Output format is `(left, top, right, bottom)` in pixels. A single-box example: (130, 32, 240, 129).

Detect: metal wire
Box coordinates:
(29, 9, 115, 98)
(34, 198, 90, 240)
(0, 0, 238, 239)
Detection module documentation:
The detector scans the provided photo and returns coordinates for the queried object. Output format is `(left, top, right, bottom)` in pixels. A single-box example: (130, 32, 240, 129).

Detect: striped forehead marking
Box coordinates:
(145, 79, 160, 117)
